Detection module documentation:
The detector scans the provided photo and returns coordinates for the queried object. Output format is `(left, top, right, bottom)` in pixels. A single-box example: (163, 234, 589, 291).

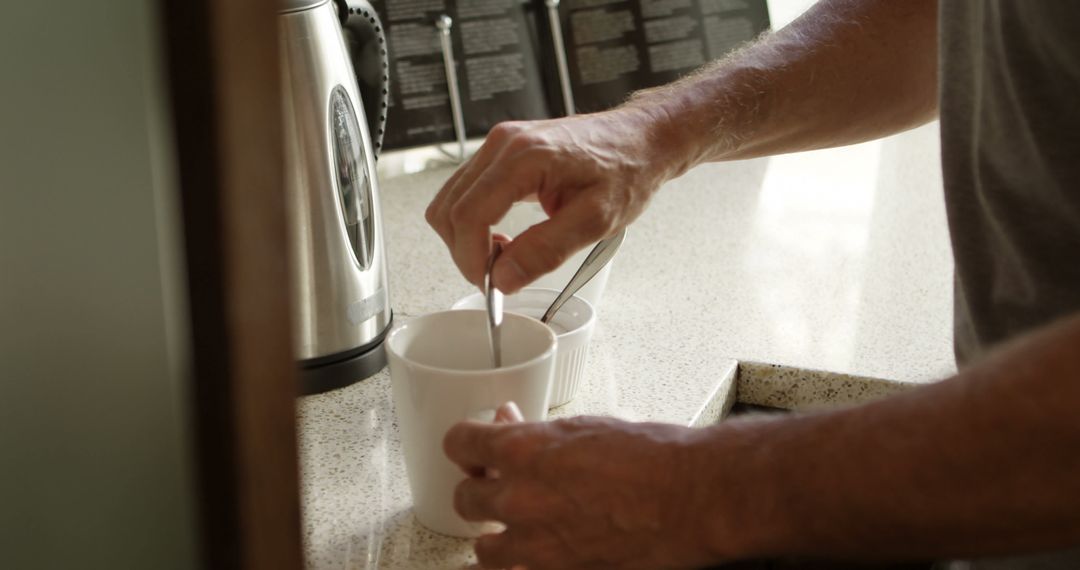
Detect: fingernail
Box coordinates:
(504, 401, 524, 422)
(492, 258, 526, 291)
(495, 401, 524, 423)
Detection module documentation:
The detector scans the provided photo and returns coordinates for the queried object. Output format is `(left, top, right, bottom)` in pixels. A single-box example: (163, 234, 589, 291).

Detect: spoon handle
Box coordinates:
(540, 228, 626, 323)
(485, 242, 504, 367)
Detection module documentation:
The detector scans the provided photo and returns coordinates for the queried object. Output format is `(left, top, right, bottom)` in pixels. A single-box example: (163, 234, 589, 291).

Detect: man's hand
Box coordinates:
(443, 416, 720, 570)
(425, 108, 681, 294)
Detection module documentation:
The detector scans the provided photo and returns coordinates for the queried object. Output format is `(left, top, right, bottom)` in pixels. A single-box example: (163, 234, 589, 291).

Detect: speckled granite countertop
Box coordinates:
(297, 122, 957, 569)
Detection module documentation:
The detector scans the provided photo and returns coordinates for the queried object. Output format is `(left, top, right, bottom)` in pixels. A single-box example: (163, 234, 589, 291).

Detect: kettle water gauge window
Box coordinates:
(330, 85, 374, 270)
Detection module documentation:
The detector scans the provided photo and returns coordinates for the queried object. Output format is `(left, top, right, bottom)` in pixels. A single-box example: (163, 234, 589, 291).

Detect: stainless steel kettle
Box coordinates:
(279, 0, 392, 394)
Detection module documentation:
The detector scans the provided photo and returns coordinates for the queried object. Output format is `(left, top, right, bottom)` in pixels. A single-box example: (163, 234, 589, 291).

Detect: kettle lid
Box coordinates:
(280, 0, 329, 14)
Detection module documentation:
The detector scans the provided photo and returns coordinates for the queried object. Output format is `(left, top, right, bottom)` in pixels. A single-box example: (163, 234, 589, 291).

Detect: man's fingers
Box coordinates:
(474, 531, 518, 570)
(446, 418, 551, 479)
(492, 198, 614, 293)
(427, 135, 506, 248)
(476, 528, 566, 570)
(495, 401, 524, 423)
(426, 153, 477, 239)
(444, 420, 505, 473)
(454, 477, 504, 522)
(431, 153, 492, 239)
(448, 147, 555, 286)
(451, 221, 496, 289)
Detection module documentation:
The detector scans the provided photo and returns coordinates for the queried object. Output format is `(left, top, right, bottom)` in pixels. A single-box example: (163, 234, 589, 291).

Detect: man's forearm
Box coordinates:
(626, 0, 939, 178)
(697, 313, 1080, 561)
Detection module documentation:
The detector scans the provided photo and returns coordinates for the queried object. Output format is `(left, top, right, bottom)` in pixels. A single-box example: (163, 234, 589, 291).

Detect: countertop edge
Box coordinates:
(735, 360, 922, 412)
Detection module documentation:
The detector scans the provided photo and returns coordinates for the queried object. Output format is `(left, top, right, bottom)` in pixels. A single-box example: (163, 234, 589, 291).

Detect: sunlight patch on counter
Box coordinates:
(741, 140, 882, 370)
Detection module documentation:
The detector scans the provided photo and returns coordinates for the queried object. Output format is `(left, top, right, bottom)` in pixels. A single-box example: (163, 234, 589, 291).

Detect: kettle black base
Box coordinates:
(298, 313, 392, 395)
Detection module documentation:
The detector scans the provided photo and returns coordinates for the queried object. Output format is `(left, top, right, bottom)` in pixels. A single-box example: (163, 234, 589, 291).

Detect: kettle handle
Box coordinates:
(337, 0, 390, 158)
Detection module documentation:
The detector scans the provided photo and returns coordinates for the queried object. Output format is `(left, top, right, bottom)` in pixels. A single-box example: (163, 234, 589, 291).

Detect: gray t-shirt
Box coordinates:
(940, 2, 1080, 567)
(941, 0, 1080, 365)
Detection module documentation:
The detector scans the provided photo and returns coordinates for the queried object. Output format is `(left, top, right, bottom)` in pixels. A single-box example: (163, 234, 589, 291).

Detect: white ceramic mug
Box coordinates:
(385, 310, 556, 537)
(452, 288, 596, 407)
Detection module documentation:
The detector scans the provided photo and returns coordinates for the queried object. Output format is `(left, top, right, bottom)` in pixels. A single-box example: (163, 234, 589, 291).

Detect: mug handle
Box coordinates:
(336, 0, 390, 157)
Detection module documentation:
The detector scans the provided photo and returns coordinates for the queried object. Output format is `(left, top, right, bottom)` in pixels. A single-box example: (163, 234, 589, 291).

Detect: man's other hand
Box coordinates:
(443, 415, 719, 570)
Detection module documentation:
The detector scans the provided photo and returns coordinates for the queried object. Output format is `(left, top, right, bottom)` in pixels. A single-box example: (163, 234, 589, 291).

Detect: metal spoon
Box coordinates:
(540, 228, 627, 324)
(485, 242, 504, 368)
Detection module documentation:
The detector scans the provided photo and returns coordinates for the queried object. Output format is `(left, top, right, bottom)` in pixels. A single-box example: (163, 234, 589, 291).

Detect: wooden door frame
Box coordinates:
(160, 1, 303, 568)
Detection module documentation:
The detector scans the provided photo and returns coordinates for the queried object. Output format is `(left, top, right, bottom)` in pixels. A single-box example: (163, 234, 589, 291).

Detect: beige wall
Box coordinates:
(0, 1, 198, 568)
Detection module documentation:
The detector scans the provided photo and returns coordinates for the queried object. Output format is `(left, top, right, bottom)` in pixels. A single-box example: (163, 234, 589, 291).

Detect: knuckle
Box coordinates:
(581, 200, 618, 238)
(572, 414, 606, 428)
(490, 429, 523, 457)
(498, 487, 532, 520)
(505, 131, 542, 155)
(492, 429, 542, 467)
(447, 202, 475, 226)
(489, 121, 548, 156)
(556, 416, 591, 432)
(488, 121, 522, 142)
(424, 202, 442, 228)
